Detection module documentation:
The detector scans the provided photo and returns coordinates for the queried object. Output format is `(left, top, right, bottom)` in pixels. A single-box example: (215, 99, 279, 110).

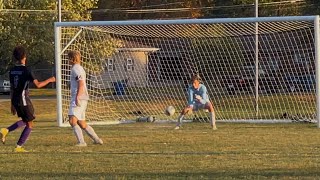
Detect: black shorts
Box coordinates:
(14, 104, 35, 122)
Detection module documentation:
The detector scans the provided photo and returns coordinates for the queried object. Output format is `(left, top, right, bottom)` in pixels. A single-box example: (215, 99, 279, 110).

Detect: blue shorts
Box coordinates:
(191, 102, 211, 111)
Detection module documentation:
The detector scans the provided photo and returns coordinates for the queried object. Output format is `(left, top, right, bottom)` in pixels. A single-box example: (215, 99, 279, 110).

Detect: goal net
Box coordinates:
(55, 16, 320, 126)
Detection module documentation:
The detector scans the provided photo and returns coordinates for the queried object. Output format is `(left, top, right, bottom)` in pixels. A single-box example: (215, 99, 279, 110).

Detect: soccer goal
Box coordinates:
(55, 16, 320, 127)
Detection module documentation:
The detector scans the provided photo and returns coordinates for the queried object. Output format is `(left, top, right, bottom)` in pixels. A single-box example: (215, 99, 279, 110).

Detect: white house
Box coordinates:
(101, 47, 159, 89)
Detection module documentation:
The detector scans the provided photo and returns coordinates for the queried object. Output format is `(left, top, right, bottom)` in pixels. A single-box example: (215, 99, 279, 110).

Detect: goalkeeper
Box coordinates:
(175, 74, 217, 130)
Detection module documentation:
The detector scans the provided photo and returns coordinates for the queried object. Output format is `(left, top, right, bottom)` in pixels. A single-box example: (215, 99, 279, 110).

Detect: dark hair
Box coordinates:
(190, 74, 201, 83)
(13, 46, 27, 62)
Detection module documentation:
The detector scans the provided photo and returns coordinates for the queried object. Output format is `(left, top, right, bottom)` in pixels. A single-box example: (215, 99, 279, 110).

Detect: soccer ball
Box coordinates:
(165, 106, 175, 116)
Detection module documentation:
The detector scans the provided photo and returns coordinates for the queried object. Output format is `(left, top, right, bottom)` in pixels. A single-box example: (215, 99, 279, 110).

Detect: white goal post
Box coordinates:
(54, 16, 320, 127)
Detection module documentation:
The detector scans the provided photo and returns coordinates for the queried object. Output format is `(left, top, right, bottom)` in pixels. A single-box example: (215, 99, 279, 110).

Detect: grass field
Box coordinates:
(1, 90, 320, 179)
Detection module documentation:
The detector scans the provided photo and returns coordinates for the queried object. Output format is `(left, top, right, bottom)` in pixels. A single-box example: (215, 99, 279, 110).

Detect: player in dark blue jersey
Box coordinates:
(0, 46, 55, 152)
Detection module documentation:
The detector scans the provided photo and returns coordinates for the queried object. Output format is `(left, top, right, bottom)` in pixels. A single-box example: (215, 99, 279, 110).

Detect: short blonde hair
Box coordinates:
(68, 50, 81, 64)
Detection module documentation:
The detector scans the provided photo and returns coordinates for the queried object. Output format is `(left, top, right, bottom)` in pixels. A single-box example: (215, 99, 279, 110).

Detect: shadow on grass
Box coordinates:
(0, 151, 238, 155)
(0, 171, 320, 179)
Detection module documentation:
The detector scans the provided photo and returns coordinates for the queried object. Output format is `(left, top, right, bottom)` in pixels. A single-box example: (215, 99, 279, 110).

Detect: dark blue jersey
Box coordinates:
(9, 65, 36, 106)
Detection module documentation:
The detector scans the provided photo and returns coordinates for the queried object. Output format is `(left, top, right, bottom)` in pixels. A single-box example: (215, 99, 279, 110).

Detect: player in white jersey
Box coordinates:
(68, 50, 103, 146)
(175, 74, 217, 130)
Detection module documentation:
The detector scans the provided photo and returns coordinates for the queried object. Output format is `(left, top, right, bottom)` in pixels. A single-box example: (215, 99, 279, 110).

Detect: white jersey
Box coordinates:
(70, 64, 89, 104)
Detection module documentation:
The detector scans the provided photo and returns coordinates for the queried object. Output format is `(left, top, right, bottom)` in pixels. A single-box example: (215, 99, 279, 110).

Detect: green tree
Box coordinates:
(0, 0, 56, 76)
(76, 29, 122, 74)
(94, 0, 215, 20)
(0, 0, 99, 76)
(303, 0, 320, 15)
(210, 0, 307, 18)
(95, 0, 316, 20)
(62, 0, 98, 21)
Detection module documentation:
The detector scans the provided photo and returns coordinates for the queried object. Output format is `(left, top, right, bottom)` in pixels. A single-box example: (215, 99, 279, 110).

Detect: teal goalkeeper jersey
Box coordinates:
(187, 84, 210, 106)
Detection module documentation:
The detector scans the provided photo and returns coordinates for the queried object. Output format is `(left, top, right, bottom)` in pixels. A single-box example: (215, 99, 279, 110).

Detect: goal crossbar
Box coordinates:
(54, 16, 317, 27)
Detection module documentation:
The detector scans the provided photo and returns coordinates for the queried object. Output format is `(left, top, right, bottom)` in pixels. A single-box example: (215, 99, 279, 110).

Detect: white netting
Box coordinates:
(56, 17, 317, 125)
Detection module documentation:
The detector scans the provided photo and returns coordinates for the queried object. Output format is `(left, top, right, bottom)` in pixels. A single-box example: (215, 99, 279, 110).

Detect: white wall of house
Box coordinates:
(101, 51, 148, 88)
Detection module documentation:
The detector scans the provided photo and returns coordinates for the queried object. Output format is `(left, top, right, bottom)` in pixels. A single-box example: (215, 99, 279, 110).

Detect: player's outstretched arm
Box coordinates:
(33, 76, 56, 88)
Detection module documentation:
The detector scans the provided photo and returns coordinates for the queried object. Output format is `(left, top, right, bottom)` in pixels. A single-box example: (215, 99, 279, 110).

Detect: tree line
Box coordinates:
(0, 0, 319, 76)
(0, 0, 98, 76)
(94, 0, 320, 20)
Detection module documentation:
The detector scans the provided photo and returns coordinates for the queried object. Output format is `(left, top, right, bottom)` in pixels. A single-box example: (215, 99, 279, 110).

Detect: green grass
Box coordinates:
(1, 97, 320, 179)
(84, 93, 316, 121)
(29, 88, 56, 97)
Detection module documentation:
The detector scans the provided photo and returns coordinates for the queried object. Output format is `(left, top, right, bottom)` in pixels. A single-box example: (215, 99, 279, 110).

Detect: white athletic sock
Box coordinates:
(84, 125, 100, 142)
(177, 114, 184, 126)
(209, 112, 216, 126)
(73, 125, 85, 144)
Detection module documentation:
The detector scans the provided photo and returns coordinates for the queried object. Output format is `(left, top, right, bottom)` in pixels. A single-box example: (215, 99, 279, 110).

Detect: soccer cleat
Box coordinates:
(212, 125, 217, 130)
(75, 142, 87, 147)
(93, 139, 103, 145)
(0, 128, 9, 144)
(174, 126, 181, 130)
(14, 147, 28, 153)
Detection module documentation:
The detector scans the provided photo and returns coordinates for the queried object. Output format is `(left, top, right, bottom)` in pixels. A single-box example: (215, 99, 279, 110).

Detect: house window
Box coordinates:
(126, 58, 134, 71)
(106, 59, 114, 71)
(294, 52, 306, 64)
(269, 56, 279, 70)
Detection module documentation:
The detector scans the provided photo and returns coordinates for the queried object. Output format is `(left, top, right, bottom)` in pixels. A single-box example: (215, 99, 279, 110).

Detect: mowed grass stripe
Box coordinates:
(0, 123, 320, 179)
